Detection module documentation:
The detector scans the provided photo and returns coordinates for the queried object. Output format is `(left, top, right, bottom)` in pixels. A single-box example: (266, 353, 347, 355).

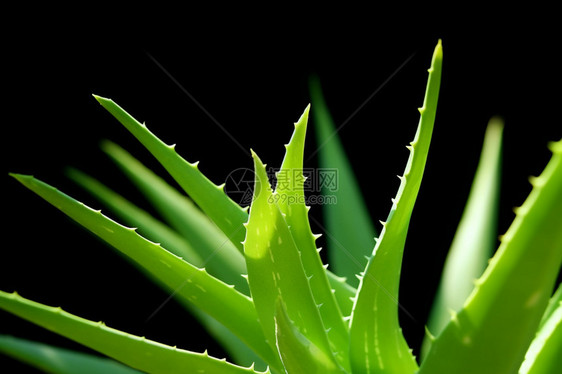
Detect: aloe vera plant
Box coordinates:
(2, 39, 561, 374)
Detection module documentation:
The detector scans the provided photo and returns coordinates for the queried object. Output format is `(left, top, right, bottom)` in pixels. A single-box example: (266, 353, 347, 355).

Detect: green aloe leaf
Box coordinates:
(0, 334, 142, 374)
(99, 140, 248, 294)
(539, 283, 562, 330)
(273, 299, 345, 374)
(419, 140, 562, 374)
(349, 39, 443, 374)
(309, 76, 377, 288)
(93, 96, 354, 306)
(66, 167, 265, 369)
(94, 95, 248, 253)
(244, 150, 341, 370)
(66, 167, 204, 267)
(274, 105, 350, 367)
(8, 173, 279, 368)
(0, 292, 270, 374)
(422, 117, 504, 357)
(326, 271, 356, 318)
(519, 284, 562, 374)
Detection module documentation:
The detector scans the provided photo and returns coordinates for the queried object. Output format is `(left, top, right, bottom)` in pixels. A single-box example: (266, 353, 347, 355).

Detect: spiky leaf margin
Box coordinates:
(349, 39, 443, 374)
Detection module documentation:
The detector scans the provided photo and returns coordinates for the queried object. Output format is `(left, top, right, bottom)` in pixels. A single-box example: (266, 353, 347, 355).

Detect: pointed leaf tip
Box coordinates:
(92, 94, 109, 105)
(250, 148, 259, 160)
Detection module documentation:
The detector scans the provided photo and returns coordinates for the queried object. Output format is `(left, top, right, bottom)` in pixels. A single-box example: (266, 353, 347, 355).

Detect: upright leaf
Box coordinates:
(244, 151, 342, 371)
(419, 140, 562, 374)
(275, 105, 350, 368)
(273, 300, 344, 374)
(309, 77, 377, 287)
(94, 95, 355, 305)
(422, 117, 503, 357)
(349, 39, 443, 374)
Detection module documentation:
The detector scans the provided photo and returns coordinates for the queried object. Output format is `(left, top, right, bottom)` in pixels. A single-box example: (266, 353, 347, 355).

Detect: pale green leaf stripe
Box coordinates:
(275, 105, 350, 369)
(539, 283, 562, 330)
(309, 75, 377, 288)
(0, 292, 269, 374)
(0, 334, 142, 374)
(99, 140, 248, 294)
(94, 95, 248, 253)
(66, 167, 266, 369)
(519, 299, 562, 374)
(274, 300, 345, 374)
(419, 140, 562, 374)
(422, 117, 503, 357)
(93, 95, 357, 306)
(8, 173, 278, 367)
(349, 39, 443, 374)
(244, 151, 339, 369)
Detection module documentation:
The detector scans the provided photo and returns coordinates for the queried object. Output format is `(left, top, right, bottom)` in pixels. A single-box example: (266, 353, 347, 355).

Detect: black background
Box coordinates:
(2, 11, 560, 371)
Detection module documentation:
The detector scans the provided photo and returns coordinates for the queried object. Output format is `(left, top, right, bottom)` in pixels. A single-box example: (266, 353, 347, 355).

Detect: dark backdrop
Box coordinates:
(2, 12, 560, 371)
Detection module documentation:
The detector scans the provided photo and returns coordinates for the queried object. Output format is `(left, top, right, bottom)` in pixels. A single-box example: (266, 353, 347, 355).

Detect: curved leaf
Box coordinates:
(519, 292, 562, 374)
(66, 167, 204, 267)
(9, 173, 278, 368)
(94, 95, 354, 307)
(0, 334, 142, 374)
(419, 139, 562, 374)
(66, 167, 265, 369)
(0, 292, 270, 374)
(99, 141, 248, 294)
(244, 151, 340, 370)
(94, 95, 248, 252)
(349, 39, 443, 374)
(274, 300, 345, 374)
(422, 117, 503, 357)
(326, 271, 356, 318)
(275, 105, 350, 368)
(539, 283, 562, 330)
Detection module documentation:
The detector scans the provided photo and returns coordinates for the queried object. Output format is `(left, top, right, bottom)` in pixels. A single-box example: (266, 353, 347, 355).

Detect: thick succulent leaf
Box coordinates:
(0, 334, 142, 374)
(274, 300, 345, 374)
(349, 39, 443, 374)
(67, 167, 204, 267)
(244, 151, 340, 370)
(419, 139, 562, 374)
(94, 95, 248, 252)
(66, 167, 265, 369)
(0, 292, 270, 374)
(422, 117, 503, 357)
(9, 174, 278, 368)
(539, 283, 562, 330)
(93, 95, 354, 305)
(99, 141, 248, 294)
(519, 290, 562, 374)
(190, 312, 269, 372)
(326, 271, 356, 318)
(309, 76, 376, 288)
(274, 105, 350, 368)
